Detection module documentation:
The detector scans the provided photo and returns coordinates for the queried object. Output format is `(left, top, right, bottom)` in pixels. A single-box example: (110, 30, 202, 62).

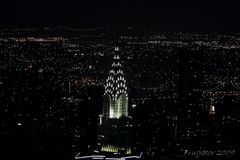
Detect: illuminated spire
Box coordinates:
(103, 47, 128, 119)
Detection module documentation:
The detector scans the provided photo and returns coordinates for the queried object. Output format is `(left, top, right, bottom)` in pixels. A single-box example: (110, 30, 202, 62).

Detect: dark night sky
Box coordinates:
(0, 0, 239, 32)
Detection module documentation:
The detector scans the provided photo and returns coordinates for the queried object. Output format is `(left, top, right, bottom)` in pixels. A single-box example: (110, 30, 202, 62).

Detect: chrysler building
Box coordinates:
(103, 47, 128, 119)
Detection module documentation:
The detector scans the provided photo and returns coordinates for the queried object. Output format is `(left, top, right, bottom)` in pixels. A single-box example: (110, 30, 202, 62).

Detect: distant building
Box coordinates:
(202, 82, 240, 150)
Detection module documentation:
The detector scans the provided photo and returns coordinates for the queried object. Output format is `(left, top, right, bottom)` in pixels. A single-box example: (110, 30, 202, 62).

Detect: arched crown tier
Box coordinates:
(103, 47, 128, 119)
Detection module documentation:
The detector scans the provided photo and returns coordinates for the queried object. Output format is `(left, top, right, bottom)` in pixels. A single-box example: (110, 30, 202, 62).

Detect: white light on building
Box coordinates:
(103, 47, 128, 119)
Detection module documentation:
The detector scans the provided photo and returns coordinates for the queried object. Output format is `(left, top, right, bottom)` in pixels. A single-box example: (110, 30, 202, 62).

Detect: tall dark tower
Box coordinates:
(98, 47, 133, 155)
(177, 48, 206, 150)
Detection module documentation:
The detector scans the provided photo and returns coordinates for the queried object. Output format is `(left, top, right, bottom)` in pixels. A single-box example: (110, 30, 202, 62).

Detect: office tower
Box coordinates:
(98, 47, 133, 155)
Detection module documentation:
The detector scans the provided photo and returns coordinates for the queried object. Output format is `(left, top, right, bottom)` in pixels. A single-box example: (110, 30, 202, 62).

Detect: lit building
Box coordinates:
(98, 47, 133, 155)
(103, 47, 128, 119)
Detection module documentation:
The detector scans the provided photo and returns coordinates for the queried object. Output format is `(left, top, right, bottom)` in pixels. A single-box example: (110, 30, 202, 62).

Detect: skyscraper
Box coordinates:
(103, 47, 128, 119)
(98, 47, 133, 155)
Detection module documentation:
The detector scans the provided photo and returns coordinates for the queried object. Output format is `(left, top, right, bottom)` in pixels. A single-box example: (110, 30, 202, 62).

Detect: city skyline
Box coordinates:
(1, 28, 239, 159)
(0, 1, 240, 158)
